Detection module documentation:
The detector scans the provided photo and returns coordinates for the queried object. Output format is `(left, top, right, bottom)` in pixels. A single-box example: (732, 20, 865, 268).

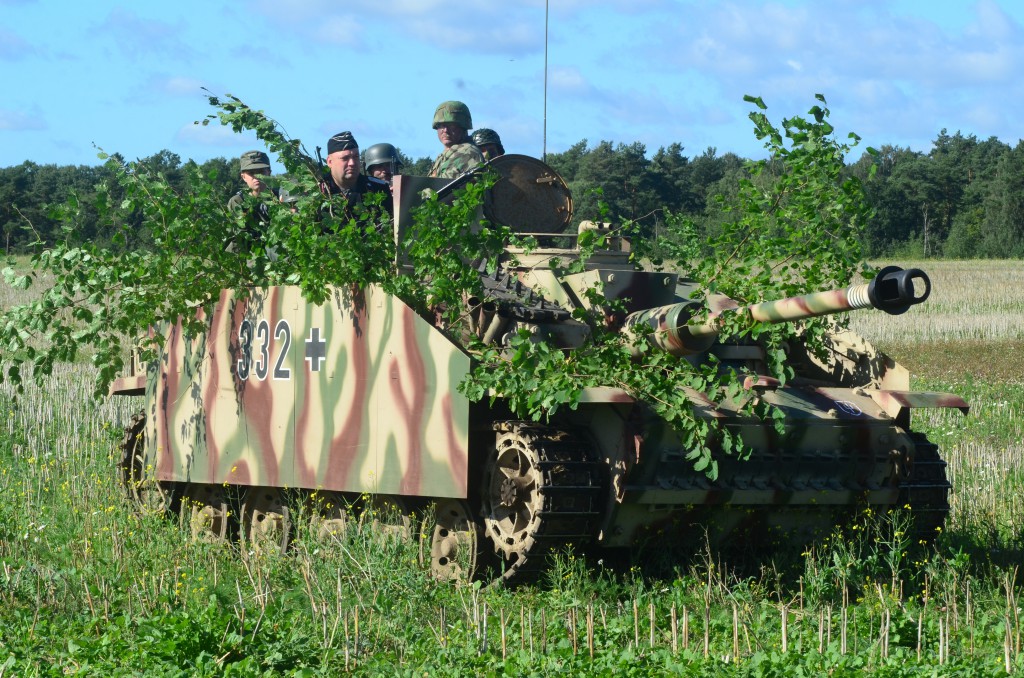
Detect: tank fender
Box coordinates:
(865, 389, 970, 421)
(109, 374, 145, 396)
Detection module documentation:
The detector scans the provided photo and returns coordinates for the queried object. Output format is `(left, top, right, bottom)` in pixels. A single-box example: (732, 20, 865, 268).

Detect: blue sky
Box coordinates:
(4, 0, 1024, 170)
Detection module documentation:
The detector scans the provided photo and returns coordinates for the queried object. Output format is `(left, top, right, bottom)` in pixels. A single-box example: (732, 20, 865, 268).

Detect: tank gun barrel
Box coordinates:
(624, 266, 930, 357)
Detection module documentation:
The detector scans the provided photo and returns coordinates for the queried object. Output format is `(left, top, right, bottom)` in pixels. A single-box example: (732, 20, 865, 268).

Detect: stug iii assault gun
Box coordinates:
(110, 154, 968, 585)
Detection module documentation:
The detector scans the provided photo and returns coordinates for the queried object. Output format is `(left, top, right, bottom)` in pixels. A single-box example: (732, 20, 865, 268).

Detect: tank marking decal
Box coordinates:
(233, 287, 287, 487)
(144, 284, 472, 498)
(294, 295, 327, 488)
(833, 400, 863, 416)
(304, 327, 327, 372)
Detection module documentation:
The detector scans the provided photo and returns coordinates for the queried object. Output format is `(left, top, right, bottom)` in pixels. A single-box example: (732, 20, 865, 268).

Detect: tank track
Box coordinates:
(627, 428, 950, 551)
(483, 422, 604, 586)
(899, 432, 951, 541)
(118, 411, 180, 517)
(475, 259, 572, 323)
(118, 410, 147, 495)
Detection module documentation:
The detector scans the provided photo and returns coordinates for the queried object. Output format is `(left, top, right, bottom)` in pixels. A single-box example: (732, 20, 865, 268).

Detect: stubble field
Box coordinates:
(1, 259, 1022, 676)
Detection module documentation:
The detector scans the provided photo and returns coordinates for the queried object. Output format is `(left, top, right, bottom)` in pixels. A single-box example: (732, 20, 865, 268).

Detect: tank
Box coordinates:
(110, 155, 969, 585)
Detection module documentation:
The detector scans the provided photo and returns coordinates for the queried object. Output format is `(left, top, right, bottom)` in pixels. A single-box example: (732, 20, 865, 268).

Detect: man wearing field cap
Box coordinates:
(226, 150, 291, 256)
(322, 131, 392, 218)
(228, 150, 277, 213)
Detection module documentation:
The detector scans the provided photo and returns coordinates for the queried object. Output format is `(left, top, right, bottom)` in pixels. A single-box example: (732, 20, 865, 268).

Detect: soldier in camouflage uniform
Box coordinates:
(228, 150, 279, 213)
(428, 101, 485, 179)
(226, 150, 288, 255)
(471, 128, 505, 161)
(322, 131, 393, 218)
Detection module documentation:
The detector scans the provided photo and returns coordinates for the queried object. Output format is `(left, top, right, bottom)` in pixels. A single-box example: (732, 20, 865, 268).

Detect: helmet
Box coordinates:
(362, 143, 403, 174)
(472, 128, 502, 147)
(432, 101, 473, 130)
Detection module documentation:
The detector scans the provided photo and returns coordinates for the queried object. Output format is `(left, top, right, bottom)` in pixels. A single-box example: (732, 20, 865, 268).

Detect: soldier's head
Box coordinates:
(239, 150, 271, 194)
(432, 100, 472, 149)
(362, 143, 403, 183)
(326, 131, 361, 190)
(471, 128, 504, 161)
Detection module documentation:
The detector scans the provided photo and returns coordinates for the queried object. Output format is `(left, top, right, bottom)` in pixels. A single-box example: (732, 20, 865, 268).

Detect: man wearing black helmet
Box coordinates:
(471, 129, 505, 161)
(322, 131, 392, 217)
(363, 143, 404, 184)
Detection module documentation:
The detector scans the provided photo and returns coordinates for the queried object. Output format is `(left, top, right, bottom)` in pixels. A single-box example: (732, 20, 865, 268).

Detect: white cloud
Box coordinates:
(0, 107, 45, 131)
(963, 102, 1004, 130)
(176, 121, 255, 147)
(313, 15, 364, 46)
(127, 74, 212, 106)
(970, 0, 1014, 41)
(162, 76, 208, 97)
(96, 8, 197, 61)
(0, 28, 35, 60)
(548, 66, 591, 93)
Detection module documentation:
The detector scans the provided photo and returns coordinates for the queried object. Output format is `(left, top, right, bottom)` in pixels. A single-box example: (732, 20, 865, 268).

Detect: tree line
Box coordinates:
(2, 129, 1022, 258)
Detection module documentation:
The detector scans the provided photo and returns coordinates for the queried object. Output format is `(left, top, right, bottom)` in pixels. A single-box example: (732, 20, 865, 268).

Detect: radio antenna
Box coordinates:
(543, 0, 549, 161)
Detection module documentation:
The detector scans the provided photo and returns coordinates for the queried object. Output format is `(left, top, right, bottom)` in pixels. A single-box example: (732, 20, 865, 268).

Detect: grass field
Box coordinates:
(1, 259, 1023, 675)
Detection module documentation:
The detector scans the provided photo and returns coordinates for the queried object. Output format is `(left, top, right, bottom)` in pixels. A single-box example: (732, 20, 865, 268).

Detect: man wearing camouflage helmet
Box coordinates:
(428, 101, 484, 179)
(472, 128, 505, 161)
(362, 142, 404, 184)
(322, 131, 392, 217)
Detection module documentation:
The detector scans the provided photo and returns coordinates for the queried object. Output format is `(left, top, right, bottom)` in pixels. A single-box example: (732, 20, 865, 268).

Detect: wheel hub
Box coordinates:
(499, 477, 521, 507)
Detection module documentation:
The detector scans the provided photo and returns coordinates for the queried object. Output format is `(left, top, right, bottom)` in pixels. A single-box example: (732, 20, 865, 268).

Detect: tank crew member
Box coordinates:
(322, 131, 393, 217)
(428, 100, 485, 179)
(226, 150, 290, 255)
(362, 142, 404, 184)
(228, 150, 283, 215)
(471, 128, 505, 161)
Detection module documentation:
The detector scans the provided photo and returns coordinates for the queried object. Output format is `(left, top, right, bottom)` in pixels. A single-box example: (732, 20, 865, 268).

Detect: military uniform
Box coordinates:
(429, 142, 485, 179)
(428, 100, 485, 179)
(321, 131, 394, 223)
(322, 172, 392, 214)
(227, 187, 285, 215)
(227, 150, 282, 256)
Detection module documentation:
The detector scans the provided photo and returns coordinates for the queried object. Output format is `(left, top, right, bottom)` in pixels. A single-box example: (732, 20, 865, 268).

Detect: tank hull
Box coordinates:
(113, 283, 963, 583)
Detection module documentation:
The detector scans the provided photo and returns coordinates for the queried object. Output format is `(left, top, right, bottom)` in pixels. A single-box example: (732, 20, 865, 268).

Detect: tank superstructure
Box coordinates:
(111, 155, 968, 584)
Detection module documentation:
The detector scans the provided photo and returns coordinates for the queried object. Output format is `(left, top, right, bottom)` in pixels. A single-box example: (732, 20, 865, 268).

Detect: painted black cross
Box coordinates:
(305, 327, 327, 372)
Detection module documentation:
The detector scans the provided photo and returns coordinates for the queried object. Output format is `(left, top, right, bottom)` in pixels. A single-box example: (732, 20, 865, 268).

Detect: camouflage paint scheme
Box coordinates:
(117, 286, 470, 498)
(111, 154, 969, 584)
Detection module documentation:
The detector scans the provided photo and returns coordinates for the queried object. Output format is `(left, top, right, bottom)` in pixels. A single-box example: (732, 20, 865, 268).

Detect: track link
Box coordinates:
(482, 422, 604, 586)
(899, 432, 951, 542)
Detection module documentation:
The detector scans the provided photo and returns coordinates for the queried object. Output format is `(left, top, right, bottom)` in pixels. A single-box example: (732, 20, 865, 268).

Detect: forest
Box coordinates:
(1, 128, 1022, 259)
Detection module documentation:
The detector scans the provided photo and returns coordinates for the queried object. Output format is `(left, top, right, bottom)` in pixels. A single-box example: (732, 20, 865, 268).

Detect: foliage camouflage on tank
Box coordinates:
(111, 154, 968, 586)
